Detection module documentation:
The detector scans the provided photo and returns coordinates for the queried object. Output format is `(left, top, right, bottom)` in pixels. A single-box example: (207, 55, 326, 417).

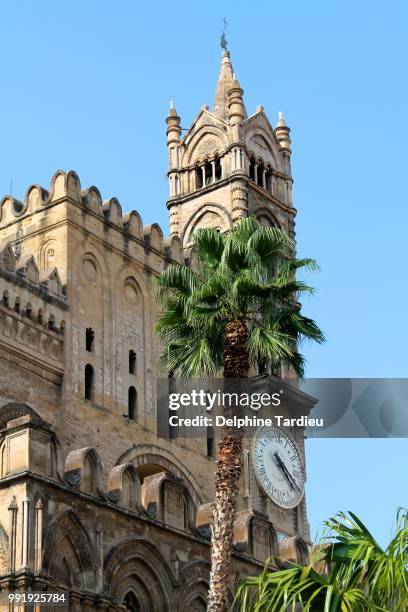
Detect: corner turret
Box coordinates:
(166, 101, 182, 198)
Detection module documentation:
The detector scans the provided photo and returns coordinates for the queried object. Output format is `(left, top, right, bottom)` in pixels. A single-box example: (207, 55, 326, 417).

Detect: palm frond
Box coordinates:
(193, 227, 226, 269)
(154, 216, 324, 380)
(153, 264, 199, 304)
(234, 510, 407, 611)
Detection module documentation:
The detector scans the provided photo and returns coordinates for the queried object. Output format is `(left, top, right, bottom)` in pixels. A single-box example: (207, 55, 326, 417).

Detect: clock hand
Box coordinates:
(273, 452, 295, 490)
(274, 452, 301, 492)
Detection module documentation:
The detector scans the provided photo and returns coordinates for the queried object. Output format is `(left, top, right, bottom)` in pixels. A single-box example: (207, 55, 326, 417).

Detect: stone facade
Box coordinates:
(0, 50, 314, 610)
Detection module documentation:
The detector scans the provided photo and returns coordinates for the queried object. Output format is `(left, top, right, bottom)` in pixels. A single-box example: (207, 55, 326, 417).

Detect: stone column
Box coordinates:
(231, 180, 248, 223)
(8, 497, 17, 572)
(34, 499, 43, 573)
(96, 522, 103, 593)
(211, 161, 216, 182)
(22, 497, 30, 569)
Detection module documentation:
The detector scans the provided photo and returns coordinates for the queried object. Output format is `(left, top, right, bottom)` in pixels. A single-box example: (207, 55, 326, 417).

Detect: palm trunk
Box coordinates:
(208, 319, 249, 612)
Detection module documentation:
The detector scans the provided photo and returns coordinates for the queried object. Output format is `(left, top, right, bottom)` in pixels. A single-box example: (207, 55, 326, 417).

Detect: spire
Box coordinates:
(213, 50, 236, 121)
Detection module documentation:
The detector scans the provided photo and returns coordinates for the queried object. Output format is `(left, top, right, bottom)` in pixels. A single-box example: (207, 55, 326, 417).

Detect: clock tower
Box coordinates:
(166, 49, 313, 547)
(166, 49, 295, 247)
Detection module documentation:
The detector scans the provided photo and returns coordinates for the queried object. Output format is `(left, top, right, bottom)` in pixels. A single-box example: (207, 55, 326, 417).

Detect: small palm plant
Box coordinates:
(153, 217, 324, 612)
(233, 510, 408, 611)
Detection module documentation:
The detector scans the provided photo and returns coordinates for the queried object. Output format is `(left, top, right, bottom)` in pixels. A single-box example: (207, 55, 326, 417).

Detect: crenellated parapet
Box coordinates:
(0, 171, 186, 264)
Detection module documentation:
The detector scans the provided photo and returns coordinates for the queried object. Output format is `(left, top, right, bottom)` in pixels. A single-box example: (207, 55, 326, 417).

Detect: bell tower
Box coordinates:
(166, 48, 296, 247)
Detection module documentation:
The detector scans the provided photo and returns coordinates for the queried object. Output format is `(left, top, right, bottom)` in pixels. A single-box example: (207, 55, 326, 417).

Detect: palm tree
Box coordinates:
(153, 217, 324, 612)
(233, 510, 408, 611)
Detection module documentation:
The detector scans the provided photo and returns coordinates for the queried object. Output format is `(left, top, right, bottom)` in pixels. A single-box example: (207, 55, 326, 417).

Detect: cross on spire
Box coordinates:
(220, 17, 228, 50)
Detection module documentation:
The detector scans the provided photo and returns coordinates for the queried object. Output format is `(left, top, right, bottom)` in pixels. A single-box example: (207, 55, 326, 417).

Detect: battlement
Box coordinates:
(0, 171, 184, 263)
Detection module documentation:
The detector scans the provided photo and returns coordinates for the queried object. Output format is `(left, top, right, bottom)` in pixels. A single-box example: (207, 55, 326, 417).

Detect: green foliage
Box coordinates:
(154, 217, 324, 378)
(233, 510, 408, 611)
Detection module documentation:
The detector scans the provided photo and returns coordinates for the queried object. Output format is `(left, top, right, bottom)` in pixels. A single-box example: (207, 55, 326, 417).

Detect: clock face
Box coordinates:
(253, 426, 305, 509)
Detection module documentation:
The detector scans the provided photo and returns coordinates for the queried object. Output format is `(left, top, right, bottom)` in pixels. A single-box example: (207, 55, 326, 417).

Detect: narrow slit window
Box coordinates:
(129, 350, 136, 375)
(86, 327, 94, 352)
(85, 364, 94, 401)
(128, 386, 137, 420)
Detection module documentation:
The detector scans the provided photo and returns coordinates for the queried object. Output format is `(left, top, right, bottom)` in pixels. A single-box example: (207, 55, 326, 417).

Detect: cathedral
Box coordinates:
(0, 48, 315, 610)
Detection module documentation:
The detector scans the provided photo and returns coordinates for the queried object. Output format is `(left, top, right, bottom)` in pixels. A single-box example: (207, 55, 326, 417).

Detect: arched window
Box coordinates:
(38, 309, 43, 325)
(128, 386, 137, 420)
(48, 314, 55, 331)
(195, 165, 203, 190)
(214, 156, 222, 181)
(129, 350, 136, 375)
(123, 591, 140, 612)
(14, 297, 21, 314)
(86, 328, 94, 352)
(85, 364, 94, 401)
(204, 160, 212, 185)
(2, 290, 9, 308)
(249, 157, 256, 181)
(25, 303, 32, 319)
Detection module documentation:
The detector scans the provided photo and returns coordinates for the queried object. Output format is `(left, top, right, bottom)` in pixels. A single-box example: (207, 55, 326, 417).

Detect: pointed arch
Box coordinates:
(42, 511, 97, 590)
(255, 207, 281, 228)
(104, 537, 174, 611)
(182, 203, 232, 246)
(178, 560, 210, 612)
(183, 123, 228, 166)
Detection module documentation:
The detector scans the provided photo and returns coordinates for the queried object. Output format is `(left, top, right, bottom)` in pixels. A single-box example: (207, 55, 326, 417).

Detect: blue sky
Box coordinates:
(1, 0, 407, 546)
